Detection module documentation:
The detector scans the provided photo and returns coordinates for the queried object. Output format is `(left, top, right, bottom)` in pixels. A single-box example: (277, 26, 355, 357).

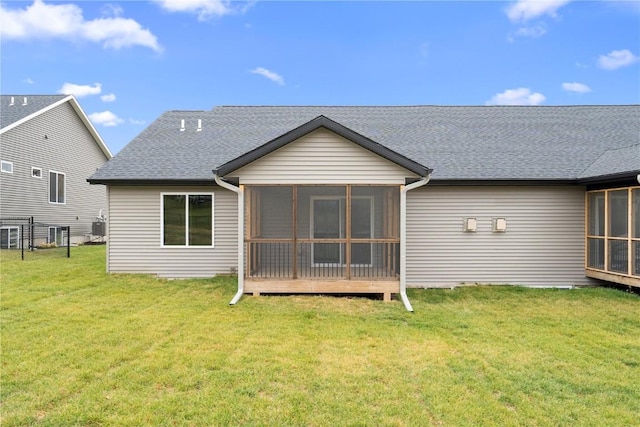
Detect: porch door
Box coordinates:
(311, 197, 372, 265)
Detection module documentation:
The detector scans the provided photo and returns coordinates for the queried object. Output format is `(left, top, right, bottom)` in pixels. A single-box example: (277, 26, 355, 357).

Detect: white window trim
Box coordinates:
(48, 170, 66, 205)
(160, 192, 215, 248)
(48, 226, 68, 246)
(1, 226, 20, 249)
(1, 160, 13, 174)
(31, 167, 43, 178)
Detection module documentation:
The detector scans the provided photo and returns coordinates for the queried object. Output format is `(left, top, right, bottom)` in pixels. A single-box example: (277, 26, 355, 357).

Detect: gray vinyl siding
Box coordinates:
(406, 185, 595, 287)
(231, 128, 418, 185)
(0, 102, 108, 239)
(107, 186, 237, 278)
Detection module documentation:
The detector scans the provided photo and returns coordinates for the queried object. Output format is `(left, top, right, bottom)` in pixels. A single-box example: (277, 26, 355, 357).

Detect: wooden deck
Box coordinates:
(244, 278, 400, 302)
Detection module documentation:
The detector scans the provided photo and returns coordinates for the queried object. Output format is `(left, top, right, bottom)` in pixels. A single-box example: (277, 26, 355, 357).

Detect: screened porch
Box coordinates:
(244, 185, 401, 299)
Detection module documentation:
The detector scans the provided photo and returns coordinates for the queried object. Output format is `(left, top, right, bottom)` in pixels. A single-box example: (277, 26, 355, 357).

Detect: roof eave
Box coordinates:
(428, 178, 580, 186)
(87, 178, 217, 186)
(577, 171, 640, 185)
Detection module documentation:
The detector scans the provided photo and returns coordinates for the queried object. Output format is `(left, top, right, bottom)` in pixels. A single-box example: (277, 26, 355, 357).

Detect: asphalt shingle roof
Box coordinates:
(0, 95, 67, 130)
(89, 105, 640, 183)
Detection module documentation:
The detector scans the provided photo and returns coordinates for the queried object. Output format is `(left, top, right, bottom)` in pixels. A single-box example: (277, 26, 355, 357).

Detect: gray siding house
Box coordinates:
(89, 106, 640, 310)
(1, 95, 112, 247)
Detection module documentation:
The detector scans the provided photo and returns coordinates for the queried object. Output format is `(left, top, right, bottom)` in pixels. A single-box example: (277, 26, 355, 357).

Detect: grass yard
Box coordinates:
(1, 246, 639, 426)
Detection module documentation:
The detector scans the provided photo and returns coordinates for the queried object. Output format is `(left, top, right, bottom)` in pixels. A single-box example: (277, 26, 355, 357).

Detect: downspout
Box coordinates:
(214, 174, 245, 305)
(400, 174, 431, 312)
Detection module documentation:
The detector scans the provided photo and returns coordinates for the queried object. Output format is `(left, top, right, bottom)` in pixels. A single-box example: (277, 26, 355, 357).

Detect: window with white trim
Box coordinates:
(49, 171, 66, 204)
(0, 227, 20, 249)
(48, 227, 67, 246)
(1, 160, 13, 174)
(31, 167, 42, 178)
(161, 193, 214, 246)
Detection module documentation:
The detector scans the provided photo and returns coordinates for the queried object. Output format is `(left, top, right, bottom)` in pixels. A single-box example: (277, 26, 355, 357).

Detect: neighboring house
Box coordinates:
(89, 106, 640, 310)
(0, 95, 112, 248)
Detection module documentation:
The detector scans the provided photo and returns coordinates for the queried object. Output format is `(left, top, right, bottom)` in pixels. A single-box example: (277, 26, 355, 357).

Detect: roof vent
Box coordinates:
(197, 119, 202, 132)
(22, 97, 27, 106)
(9, 97, 14, 106)
(180, 119, 185, 132)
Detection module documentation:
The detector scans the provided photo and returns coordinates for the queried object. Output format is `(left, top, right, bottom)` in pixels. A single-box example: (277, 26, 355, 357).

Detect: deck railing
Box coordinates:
(246, 240, 400, 280)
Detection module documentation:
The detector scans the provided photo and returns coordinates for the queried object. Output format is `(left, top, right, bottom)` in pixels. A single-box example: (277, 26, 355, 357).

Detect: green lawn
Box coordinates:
(1, 246, 639, 426)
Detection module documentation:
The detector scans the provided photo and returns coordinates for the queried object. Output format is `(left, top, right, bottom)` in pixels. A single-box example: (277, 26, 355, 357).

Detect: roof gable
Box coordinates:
(1, 95, 112, 159)
(214, 115, 430, 177)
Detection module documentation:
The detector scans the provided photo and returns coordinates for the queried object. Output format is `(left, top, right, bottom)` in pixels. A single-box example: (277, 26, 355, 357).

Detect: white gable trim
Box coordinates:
(0, 95, 113, 160)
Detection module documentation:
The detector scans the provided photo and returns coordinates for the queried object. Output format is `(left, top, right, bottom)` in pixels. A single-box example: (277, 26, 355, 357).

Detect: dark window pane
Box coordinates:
(313, 242, 341, 264)
(163, 195, 186, 245)
(313, 199, 341, 238)
(189, 195, 212, 246)
(57, 173, 65, 203)
(49, 172, 57, 202)
(633, 241, 640, 276)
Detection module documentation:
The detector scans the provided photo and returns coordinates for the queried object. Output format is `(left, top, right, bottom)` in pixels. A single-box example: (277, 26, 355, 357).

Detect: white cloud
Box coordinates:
(154, 0, 234, 20)
(506, 0, 571, 22)
(101, 93, 116, 102)
(58, 82, 102, 97)
(250, 67, 285, 86)
(514, 25, 547, 38)
(486, 88, 546, 106)
(23, 77, 35, 84)
(0, 0, 161, 52)
(598, 49, 639, 70)
(89, 111, 124, 127)
(562, 82, 591, 93)
(129, 118, 146, 125)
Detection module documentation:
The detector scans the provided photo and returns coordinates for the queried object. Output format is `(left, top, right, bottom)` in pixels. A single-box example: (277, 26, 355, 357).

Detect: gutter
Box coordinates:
(214, 174, 245, 305)
(400, 174, 431, 312)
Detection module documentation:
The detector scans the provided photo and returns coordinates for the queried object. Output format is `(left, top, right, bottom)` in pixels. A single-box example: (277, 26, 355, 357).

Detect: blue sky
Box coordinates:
(1, 0, 639, 154)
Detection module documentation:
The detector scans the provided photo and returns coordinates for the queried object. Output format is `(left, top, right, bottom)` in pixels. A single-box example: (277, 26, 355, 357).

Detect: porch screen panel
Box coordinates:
(351, 186, 400, 278)
(245, 186, 293, 278)
(296, 186, 346, 277)
(633, 189, 640, 276)
(587, 192, 605, 269)
(608, 190, 628, 274)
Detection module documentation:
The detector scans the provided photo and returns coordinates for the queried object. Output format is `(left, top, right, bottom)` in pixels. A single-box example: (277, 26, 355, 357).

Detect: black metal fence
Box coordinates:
(0, 217, 70, 259)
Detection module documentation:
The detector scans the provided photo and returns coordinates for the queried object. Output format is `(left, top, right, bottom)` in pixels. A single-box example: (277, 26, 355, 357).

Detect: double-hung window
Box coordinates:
(49, 171, 66, 204)
(161, 193, 214, 246)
